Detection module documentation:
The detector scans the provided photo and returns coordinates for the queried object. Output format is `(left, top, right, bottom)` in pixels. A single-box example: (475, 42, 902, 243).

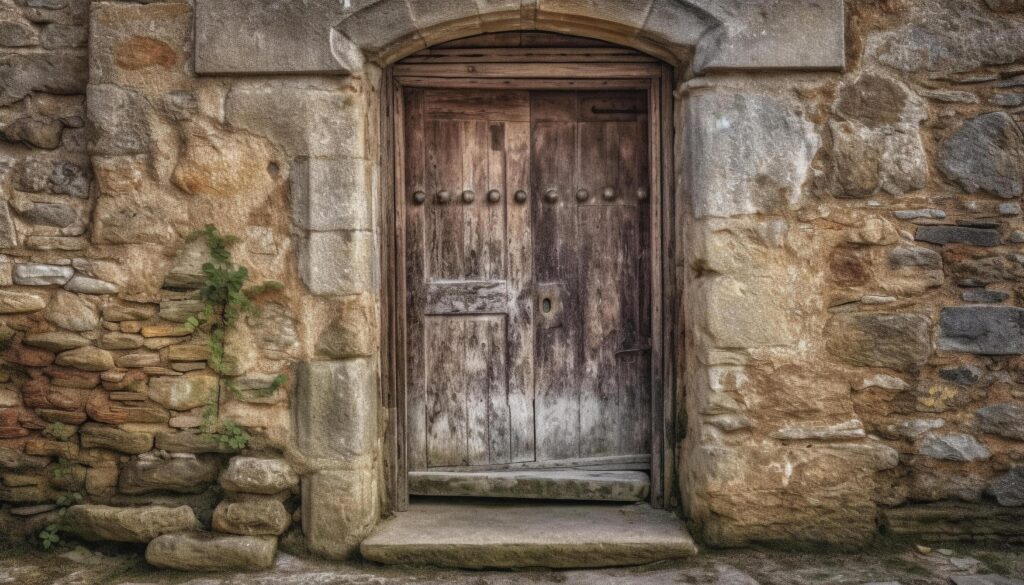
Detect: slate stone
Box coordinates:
(938, 365, 984, 385)
(825, 313, 932, 371)
(988, 466, 1024, 507)
(220, 457, 298, 495)
(938, 112, 1024, 199)
(145, 532, 277, 571)
(918, 433, 991, 461)
(951, 253, 1024, 286)
(64, 504, 200, 543)
(962, 289, 1009, 303)
(119, 453, 219, 495)
(12, 263, 74, 286)
(975, 403, 1024, 440)
(915, 226, 1000, 247)
(938, 307, 1024, 355)
(889, 245, 942, 269)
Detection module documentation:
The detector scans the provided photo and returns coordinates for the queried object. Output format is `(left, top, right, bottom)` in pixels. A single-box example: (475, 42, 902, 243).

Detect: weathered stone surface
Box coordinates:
(303, 467, 378, 559)
(825, 313, 932, 371)
(0, 19, 38, 47)
(910, 468, 987, 502)
(86, 84, 150, 155)
(212, 498, 290, 536)
(963, 289, 1009, 303)
(45, 291, 98, 332)
(115, 352, 160, 368)
(220, 457, 298, 495)
(295, 360, 377, 460)
(938, 307, 1024, 355)
(685, 89, 818, 218)
(360, 500, 696, 569)
(0, 115, 64, 149)
(80, 422, 153, 454)
(146, 532, 277, 571)
(0, 52, 87, 106)
(938, 113, 1024, 199)
(883, 502, 1024, 541)
(154, 430, 236, 454)
(868, 0, 1024, 73)
(975, 403, 1024, 441)
(103, 303, 157, 322)
(0, 290, 47, 313)
(300, 231, 375, 296)
(938, 365, 984, 385)
(13, 200, 79, 228)
(64, 275, 118, 295)
(99, 332, 144, 350)
(12, 263, 73, 286)
(55, 346, 114, 371)
(918, 434, 991, 462)
(119, 453, 219, 495)
(290, 157, 372, 231)
(64, 504, 200, 543)
(410, 470, 650, 502)
(915, 226, 1001, 247)
(315, 294, 376, 358)
(158, 299, 205, 323)
(171, 118, 282, 198)
(951, 254, 1024, 287)
(698, 276, 797, 349)
(148, 374, 217, 411)
(23, 331, 90, 352)
(987, 466, 1024, 507)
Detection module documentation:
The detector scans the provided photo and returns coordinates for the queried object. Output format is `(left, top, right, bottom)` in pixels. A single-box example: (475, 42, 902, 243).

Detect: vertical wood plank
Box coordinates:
(427, 118, 464, 280)
(532, 91, 580, 462)
(505, 120, 535, 463)
(403, 87, 428, 472)
(426, 318, 468, 467)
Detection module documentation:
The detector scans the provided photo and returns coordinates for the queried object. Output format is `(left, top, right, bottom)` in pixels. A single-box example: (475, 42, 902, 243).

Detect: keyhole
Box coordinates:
(542, 298, 552, 313)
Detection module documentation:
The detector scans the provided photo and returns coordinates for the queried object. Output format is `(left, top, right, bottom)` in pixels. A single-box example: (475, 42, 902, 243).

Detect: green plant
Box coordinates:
(44, 422, 73, 442)
(51, 457, 73, 480)
(184, 225, 287, 450)
(37, 491, 82, 551)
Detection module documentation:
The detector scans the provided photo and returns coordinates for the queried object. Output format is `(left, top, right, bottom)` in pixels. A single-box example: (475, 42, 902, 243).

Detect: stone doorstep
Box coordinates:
(407, 470, 650, 502)
(360, 500, 698, 569)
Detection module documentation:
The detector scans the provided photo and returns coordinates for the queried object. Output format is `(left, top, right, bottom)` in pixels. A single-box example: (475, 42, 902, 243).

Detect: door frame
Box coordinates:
(379, 49, 677, 512)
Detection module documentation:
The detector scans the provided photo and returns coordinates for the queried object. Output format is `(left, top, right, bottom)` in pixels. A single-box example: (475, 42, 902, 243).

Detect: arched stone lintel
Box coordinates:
(195, 0, 845, 76)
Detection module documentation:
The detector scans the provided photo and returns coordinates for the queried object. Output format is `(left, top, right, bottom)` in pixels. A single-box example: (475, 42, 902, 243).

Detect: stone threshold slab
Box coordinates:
(408, 470, 649, 501)
(360, 500, 698, 569)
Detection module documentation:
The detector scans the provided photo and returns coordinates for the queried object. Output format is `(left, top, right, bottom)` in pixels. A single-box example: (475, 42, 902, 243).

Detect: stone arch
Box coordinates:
(195, 0, 845, 76)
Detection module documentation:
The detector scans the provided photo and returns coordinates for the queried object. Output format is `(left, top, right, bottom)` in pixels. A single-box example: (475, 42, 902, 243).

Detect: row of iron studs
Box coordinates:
(411, 188, 648, 204)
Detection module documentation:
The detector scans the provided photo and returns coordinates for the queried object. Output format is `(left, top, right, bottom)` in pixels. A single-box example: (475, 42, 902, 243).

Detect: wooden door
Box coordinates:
(404, 88, 651, 473)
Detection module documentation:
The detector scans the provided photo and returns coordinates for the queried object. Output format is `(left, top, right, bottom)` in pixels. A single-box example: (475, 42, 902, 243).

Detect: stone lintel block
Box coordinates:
(693, 0, 845, 74)
(294, 359, 378, 461)
(535, 0, 651, 36)
(684, 88, 819, 219)
(225, 81, 369, 159)
(302, 467, 379, 560)
(697, 275, 797, 349)
(300, 230, 376, 297)
(194, 0, 352, 74)
(290, 157, 373, 232)
(333, 0, 420, 60)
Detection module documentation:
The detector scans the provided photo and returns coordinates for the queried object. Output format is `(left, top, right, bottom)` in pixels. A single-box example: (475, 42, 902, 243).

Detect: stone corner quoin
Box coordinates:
(1, 0, 1024, 572)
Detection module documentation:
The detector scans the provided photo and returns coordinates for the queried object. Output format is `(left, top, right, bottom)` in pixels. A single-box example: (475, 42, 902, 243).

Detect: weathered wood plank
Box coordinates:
(426, 120, 464, 280)
(424, 89, 529, 121)
(426, 318, 467, 467)
(424, 281, 507, 314)
(429, 454, 650, 472)
(505, 120, 535, 464)
(464, 318, 490, 466)
(403, 87, 428, 472)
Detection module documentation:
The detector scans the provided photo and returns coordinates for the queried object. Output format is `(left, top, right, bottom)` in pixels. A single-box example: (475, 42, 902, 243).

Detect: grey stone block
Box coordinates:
(684, 89, 819, 218)
(86, 84, 150, 156)
(975, 403, 1024, 441)
(693, 0, 845, 73)
(300, 230, 375, 296)
(917, 433, 991, 462)
(294, 360, 377, 461)
(938, 112, 1024, 199)
(290, 158, 373, 232)
(195, 0, 351, 74)
(938, 306, 1024, 355)
(916, 225, 1001, 247)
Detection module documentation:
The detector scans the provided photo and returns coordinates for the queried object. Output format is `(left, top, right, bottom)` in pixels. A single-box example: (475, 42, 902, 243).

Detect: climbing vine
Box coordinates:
(184, 225, 286, 450)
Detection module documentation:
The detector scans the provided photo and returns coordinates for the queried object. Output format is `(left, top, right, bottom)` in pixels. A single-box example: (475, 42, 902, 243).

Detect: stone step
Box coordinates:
(408, 470, 649, 501)
(361, 500, 697, 569)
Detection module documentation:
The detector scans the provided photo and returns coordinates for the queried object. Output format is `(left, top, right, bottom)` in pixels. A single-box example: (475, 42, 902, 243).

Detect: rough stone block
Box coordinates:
(300, 230, 376, 296)
(212, 498, 290, 536)
(0, 291, 47, 314)
(315, 294, 377, 359)
(80, 422, 153, 454)
(684, 89, 819, 218)
(195, 0, 351, 74)
(148, 374, 218, 411)
(698, 276, 797, 348)
(916, 226, 1001, 247)
(119, 453, 219, 495)
(693, 0, 845, 73)
(225, 82, 368, 159)
(938, 112, 1023, 199)
(303, 467, 378, 559)
(89, 1, 191, 90)
(65, 504, 200, 543)
(917, 433, 991, 462)
(220, 457, 299, 495)
(975, 403, 1024, 441)
(290, 157, 373, 232)
(146, 532, 277, 571)
(938, 307, 1024, 355)
(826, 312, 932, 371)
(86, 84, 150, 156)
(295, 360, 377, 460)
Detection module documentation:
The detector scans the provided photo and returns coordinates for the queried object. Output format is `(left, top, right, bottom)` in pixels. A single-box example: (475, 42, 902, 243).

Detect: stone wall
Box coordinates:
(0, 0, 1021, 569)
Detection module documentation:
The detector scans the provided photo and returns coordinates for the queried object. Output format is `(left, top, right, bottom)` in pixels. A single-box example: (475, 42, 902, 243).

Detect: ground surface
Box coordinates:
(1, 540, 1023, 585)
